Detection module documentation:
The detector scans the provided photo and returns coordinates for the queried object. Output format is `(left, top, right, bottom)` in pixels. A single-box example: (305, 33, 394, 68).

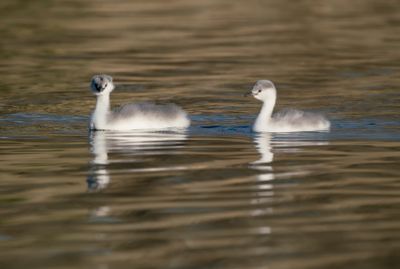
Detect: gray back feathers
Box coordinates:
(110, 102, 186, 121)
(273, 109, 328, 126)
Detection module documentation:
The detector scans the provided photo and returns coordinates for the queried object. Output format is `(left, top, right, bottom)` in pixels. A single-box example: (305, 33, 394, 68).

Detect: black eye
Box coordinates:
(104, 83, 108, 88)
(258, 89, 261, 93)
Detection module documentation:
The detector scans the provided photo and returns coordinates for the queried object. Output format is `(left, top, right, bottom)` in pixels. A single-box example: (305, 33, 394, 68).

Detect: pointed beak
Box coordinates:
(244, 91, 253, 97)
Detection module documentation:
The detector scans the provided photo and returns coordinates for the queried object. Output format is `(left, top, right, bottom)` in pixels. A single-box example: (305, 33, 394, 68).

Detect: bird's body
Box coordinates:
(95, 102, 190, 131)
(89, 75, 190, 131)
(249, 80, 330, 133)
(254, 108, 330, 132)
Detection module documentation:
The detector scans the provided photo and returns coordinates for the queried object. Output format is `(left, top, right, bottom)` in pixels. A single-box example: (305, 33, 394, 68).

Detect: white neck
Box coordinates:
(90, 94, 110, 130)
(253, 92, 276, 132)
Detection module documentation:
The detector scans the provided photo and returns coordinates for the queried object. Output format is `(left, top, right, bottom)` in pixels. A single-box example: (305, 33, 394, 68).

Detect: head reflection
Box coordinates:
(87, 130, 188, 191)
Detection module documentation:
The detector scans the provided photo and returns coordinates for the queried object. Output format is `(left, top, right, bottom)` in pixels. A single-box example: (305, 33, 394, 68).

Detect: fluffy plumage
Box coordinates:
(107, 102, 190, 130)
(111, 102, 185, 122)
(269, 109, 330, 132)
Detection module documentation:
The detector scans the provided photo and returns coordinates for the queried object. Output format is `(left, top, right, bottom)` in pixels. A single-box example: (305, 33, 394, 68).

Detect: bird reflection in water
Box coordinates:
(250, 133, 275, 215)
(251, 132, 330, 176)
(249, 132, 329, 233)
(87, 130, 188, 192)
(252, 133, 274, 166)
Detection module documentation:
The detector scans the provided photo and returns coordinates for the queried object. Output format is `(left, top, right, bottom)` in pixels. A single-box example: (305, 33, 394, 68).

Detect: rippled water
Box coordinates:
(1, 1, 400, 268)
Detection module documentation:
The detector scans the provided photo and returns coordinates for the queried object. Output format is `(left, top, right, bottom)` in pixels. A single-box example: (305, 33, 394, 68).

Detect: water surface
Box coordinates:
(1, 0, 400, 268)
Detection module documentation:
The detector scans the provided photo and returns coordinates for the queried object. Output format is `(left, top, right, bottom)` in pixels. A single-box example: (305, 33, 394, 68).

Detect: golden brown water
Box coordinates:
(1, 1, 400, 268)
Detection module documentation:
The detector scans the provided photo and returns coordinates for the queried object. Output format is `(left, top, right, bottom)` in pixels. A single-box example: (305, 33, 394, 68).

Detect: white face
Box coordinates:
(251, 80, 276, 101)
(90, 75, 114, 96)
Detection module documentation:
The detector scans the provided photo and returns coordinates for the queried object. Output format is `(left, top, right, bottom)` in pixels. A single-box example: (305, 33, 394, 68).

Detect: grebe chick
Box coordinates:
(89, 74, 190, 131)
(246, 80, 330, 132)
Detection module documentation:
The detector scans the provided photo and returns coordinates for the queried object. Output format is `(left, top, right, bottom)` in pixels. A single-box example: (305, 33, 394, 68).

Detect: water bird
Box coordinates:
(246, 80, 330, 132)
(89, 74, 190, 131)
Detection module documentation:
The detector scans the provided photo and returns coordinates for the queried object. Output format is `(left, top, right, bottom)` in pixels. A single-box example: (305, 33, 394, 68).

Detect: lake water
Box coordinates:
(1, 1, 400, 268)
